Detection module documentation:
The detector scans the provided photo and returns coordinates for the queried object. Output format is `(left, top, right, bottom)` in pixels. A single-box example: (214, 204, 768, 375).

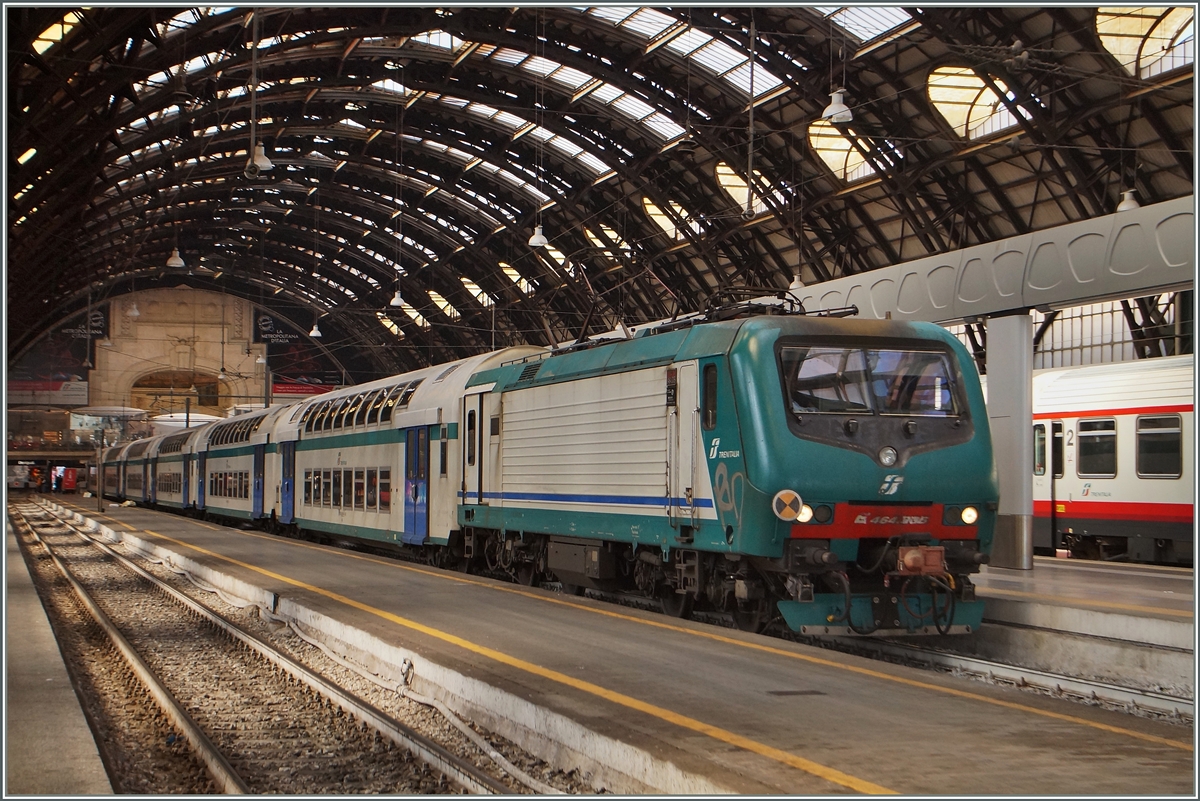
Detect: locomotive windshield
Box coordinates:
(780, 346, 959, 417)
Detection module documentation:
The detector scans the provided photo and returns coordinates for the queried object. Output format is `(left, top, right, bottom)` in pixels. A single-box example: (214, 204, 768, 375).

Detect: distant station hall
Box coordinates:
(6, 6, 1194, 796)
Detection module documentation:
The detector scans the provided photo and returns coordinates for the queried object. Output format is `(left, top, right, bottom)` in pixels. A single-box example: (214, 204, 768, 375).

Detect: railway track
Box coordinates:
(37, 499, 1192, 733)
(10, 504, 574, 794)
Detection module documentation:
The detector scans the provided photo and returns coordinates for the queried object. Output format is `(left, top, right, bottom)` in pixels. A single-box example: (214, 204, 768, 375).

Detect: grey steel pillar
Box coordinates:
(985, 312, 1034, 569)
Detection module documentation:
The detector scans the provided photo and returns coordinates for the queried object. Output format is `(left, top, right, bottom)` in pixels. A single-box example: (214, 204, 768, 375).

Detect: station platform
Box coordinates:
(964, 557, 1194, 696)
(5, 518, 113, 794)
(38, 498, 1192, 795)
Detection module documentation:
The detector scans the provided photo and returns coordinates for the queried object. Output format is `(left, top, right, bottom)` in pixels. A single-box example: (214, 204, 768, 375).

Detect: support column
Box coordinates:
(985, 312, 1033, 569)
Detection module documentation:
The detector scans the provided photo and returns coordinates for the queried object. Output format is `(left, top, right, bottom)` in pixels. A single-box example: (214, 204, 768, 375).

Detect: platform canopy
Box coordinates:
(8, 7, 1194, 380)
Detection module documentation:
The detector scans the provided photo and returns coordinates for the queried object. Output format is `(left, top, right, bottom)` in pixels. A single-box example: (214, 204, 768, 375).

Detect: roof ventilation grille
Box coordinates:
(517, 362, 541, 383)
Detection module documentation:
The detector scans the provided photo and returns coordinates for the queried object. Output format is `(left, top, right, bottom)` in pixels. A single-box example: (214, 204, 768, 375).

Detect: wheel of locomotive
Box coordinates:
(659, 586, 693, 619)
(731, 598, 770, 633)
(515, 562, 538, 586)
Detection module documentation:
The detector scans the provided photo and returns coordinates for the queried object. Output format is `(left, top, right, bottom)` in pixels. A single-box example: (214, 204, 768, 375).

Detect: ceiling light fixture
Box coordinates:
(167, 247, 185, 269)
(527, 224, 548, 248)
(244, 12, 273, 179)
(822, 88, 852, 123)
(1116, 189, 1140, 212)
(390, 289, 404, 306)
(309, 319, 322, 338)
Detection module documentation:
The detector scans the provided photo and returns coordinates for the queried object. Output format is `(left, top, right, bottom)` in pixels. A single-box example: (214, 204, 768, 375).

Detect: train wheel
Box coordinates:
(659, 587, 693, 619)
(515, 563, 539, 586)
(732, 599, 768, 633)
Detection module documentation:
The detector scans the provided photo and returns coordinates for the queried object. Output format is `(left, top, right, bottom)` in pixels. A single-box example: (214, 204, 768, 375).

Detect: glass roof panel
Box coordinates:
(642, 114, 686, 140)
(588, 6, 639, 25)
(489, 47, 528, 66)
(32, 11, 82, 55)
(692, 40, 745, 76)
(400, 302, 430, 328)
(501, 262, 536, 294)
(549, 65, 593, 89)
(620, 8, 677, 38)
(521, 56, 559, 76)
(807, 120, 874, 183)
(589, 83, 624, 104)
(664, 28, 712, 57)
(1097, 7, 1195, 77)
(461, 278, 495, 307)
(588, 8, 786, 99)
(817, 7, 912, 43)
(428, 290, 461, 319)
(612, 94, 655, 120)
(721, 63, 783, 96)
(376, 311, 405, 338)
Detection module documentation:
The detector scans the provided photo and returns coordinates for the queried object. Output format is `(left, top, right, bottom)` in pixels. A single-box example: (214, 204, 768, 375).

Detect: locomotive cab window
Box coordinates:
(702, 364, 718, 430)
(780, 346, 958, 417)
(1077, 418, 1116, 478)
(1137, 414, 1182, 478)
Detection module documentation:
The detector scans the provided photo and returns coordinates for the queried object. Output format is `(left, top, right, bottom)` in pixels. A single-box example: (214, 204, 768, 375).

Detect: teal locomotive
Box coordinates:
(104, 307, 996, 636)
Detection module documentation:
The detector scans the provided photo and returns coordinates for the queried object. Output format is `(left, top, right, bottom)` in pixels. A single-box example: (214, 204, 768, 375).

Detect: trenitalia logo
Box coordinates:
(709, 438, 720, 459)
(879, 474, 904, 495)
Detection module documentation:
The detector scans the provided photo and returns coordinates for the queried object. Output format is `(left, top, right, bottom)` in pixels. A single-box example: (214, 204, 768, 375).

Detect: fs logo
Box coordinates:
(879, 474, 904, 496)
(708, 438, 720, 459)
(1082, 482, 1091, 496)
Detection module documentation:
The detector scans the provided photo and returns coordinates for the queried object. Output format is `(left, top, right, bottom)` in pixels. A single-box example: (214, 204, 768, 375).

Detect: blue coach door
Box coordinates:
(252, 444, 266, 518)
(280, 441, 296, 524)
(197, 453, 207, 509)
(182, 454, 191, 507)
(403, 427, 429, 545)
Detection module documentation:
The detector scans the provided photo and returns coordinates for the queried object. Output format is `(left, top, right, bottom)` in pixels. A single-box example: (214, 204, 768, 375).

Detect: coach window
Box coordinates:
(326, 398, 347, 431)
(332, 470, 342, 506)
(1033, 424, 1046, 476)
(466, 410, 477, 466)
(355, 390, 380, 426)
(702, 364, 718, 430)
(380, 385, 404, 424)
(379, 469, 391, 512)
(1137, 415, 1182, 478)
(304, 470, 313, 505)
(366, 469, 378, 508)
(1077, 419, 1117, 478)
(366, 388, 391, 425)
(322, 469, 332, 505)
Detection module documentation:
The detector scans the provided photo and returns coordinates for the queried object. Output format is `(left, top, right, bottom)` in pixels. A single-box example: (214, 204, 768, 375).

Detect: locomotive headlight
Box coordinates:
(798, 504, 814, 523)
(879, 446, 898, 467)
(961, 506, 979, 525)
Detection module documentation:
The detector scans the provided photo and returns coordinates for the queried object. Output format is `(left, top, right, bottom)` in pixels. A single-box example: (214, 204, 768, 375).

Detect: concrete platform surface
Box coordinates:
(49, 499, 1195, 795)
(5, 523, 112, 795)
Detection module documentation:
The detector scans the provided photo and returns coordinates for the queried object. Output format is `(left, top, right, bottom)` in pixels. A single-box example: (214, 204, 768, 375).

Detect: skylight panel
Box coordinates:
(550, 65, 593, 89)
(494, 111, 527, 129)
(576, 152, 609, 174)
(723, 63, 783, 96)
(489, 47, 528, 66)
(549, 137, 583, 158)
(612, 94, 655, 120)
(664, 28, 712, 57)
(411, 30, 462, 51)
(339, 118, 366, 130)
(692, 40, 745, 76)
(467, 102, 501, 119)
(33, 11, 82, 55)
(620, 8, 677, 38)
(401, 302, 430, 329)
(590, 83, 624, 104)
(461, 278, 495, 307)
(589, 6, 639, 25)
(642, 113, 686, 140)
(521, 56, 559, 76)
(429, 291, 461, 319)
(818, 7, 912, 43)
(501, 262, 536, 294)
(807, 120, 875, 183)
(377, 311, 405, 338)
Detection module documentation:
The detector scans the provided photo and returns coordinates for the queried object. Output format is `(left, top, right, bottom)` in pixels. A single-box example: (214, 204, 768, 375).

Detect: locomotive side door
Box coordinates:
(461, 392, 486, 507)
(669, 363, 699, 528)
(280, 441, 296, 524)
(403, 427, 429, 545)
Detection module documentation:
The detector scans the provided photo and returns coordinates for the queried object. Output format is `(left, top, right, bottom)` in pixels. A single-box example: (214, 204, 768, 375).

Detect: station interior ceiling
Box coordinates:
(8, 6, 1194, 384)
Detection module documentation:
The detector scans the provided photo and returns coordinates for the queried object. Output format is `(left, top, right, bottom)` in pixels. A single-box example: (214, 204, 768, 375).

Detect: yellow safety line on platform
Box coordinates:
(136, 528, 894, 795)
(215, 527, 1193, 753)
(979, 587, 1193, 618)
